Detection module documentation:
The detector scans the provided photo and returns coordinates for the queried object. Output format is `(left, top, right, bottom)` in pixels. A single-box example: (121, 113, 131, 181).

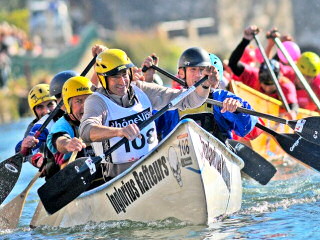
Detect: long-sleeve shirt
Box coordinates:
(79, 80, 208, 143)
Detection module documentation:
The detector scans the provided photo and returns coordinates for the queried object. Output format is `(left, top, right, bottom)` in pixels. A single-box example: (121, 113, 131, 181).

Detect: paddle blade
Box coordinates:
(273, 133, 320, 171)
(0, 153, 23, 204)
(38, 157, 97, 215)
(226, 139, 277, 185)
(290, 117, 320, 146)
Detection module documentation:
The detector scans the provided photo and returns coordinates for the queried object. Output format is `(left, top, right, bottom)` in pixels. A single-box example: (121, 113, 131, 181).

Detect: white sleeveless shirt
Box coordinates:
(92, 85, 158, 164)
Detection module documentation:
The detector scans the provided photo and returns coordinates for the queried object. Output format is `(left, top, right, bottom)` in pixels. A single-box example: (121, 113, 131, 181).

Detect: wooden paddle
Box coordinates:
(273, 36, 320, 110)
(38, 75, 211, 215)
(205, 98, 320, 146)
(255, 123, 320, 172)
(253, 33, 291, 112)
(0, 56, 96, 205)
(0, 171, 42, 229)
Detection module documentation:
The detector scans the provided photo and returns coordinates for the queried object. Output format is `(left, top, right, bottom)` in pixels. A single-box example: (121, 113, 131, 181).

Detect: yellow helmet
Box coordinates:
(62, 76, 93, 114)
(95, 49, 135, 89)
(28, 84, 57, 115)
(297, 52, 320, 77)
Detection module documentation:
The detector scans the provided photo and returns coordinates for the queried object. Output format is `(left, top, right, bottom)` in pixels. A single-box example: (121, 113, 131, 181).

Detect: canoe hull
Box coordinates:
(31, 119, 243, 227)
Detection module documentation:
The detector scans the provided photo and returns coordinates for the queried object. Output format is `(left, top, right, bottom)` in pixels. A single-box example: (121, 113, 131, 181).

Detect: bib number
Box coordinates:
(124, 128, 156, 152)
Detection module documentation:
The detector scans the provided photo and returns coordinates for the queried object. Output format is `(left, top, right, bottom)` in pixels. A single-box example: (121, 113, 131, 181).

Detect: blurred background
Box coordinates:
(0, 0, 319, 123)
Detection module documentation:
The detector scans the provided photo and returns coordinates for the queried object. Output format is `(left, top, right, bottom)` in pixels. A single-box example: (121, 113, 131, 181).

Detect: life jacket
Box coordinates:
(91, 86, 158, 164)
(178, 95, 228, 142)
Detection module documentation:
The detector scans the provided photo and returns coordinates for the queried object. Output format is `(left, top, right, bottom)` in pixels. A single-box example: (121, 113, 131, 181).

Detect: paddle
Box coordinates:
(273, 36, 320, 110)
(0, 171, 42, 229)
(205, 98, 320, 146)
(38, 75, 210, 215)
(0, 56, 96, 205)
(226, 139, 277, 185)
(142, 64, 278, 184)
(253, 33, 291, 112)
(255, 123, 320, 172)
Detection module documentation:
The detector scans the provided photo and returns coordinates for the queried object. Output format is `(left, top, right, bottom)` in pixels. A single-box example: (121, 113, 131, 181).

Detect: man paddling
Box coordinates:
(142, 47, 258, 142)
(228, 25, 299, 118)
(15, 84, 57, 163)
(79, 48, 217, 180)
(46, 76, 95, 167)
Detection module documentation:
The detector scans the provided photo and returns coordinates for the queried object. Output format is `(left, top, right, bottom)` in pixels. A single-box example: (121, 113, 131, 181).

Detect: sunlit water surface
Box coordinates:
(1, 117, 320, 240)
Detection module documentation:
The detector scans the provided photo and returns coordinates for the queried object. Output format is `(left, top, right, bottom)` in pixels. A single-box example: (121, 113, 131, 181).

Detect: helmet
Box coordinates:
(240, 45, 256, 65)
(49, 70, 79, 98)
(95, 49, 135, 89)
(209, 53, 223, 81)
(297, 52, 320, 77)
(259, 59, 280, 85)
(62, 76, 93, 114)
(178, 47, 211, 68)
(28, 84, 57, 116)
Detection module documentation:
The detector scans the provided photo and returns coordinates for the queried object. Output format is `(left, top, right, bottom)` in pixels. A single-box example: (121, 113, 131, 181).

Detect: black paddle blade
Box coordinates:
(273, 133, 320, 171)
(0, 153, 23, 204)
(38, 157, 97, 215)
(226, 139, 277, 185)
(289, 117, 320, 146)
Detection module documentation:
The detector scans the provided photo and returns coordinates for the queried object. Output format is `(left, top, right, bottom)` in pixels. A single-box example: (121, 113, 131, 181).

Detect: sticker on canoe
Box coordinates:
(85, 157, 96, 175)
(294, 119, 306, 133)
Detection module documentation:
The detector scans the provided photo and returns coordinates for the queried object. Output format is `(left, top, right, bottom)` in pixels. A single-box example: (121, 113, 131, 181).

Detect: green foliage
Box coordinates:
(0, 9, 29, 33)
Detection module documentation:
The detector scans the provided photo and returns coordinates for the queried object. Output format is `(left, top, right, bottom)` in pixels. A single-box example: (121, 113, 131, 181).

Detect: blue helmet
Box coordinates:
(209, 53, 223, 82)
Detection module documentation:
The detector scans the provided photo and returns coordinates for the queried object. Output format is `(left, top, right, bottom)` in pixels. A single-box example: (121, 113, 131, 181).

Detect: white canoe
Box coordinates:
(30, 119, 244, 227)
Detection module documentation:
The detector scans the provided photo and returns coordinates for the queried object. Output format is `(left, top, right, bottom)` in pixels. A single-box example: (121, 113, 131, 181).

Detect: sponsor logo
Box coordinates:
(5, 163, 18, 173)
(294, 119, 306, 133)
(76, 87, 89, 92)
(290, 136, 302, 151)
(109, 108, 152, 128)
(199, 135, 231, 191)
(106, 156, 169, 214)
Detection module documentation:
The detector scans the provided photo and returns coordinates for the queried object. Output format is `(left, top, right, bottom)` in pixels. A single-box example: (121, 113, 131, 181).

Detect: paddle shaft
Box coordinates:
(273, 37, 320, 110)
(80, 75, 209, 172)
(253, 34, 291, 112)
(205, 98, 288, 124)
(142, 64, 187, 87)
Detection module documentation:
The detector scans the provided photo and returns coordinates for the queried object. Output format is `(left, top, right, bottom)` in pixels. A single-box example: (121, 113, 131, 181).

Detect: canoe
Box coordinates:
(30, 119, 244, 228)
(229, 80, 319, 162)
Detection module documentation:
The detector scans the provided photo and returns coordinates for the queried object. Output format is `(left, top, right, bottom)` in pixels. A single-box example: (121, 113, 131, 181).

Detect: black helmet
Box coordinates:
(259, 59, 280, 85)
(178, 47, 211, 68)
(49, 70, 79, 98)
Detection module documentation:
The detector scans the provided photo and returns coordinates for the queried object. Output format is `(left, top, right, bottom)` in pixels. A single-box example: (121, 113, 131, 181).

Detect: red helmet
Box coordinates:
(240, 45, 256, 65)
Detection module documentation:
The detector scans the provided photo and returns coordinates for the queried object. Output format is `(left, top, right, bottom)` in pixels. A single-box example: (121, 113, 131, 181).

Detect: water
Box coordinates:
(1, 117, 320, 239)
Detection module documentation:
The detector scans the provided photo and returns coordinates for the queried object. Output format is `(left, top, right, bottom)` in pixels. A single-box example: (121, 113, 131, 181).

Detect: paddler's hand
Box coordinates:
(243, 25, 259, 40)
(220, 98, 242, 113)
(22, 135, 39, 149)
(65, 137, 86, 152)
(119, 124, 142, 141)
(91, 44, 108, 57)
(202, 65, 220, 89)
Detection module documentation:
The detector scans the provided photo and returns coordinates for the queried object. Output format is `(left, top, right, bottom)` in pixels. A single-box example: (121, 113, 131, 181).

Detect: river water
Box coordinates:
(1, 117, 320, 239)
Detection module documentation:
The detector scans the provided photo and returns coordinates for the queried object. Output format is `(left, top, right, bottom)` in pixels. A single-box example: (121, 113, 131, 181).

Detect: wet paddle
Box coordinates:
(205, 98, 320, 146)
(38, 75, 210, 215)
(273, 36, 320, 110)
(255, 123, 320, 171)
(226, 139, 276, 185)
(0, 56, 96, 205)
(253, 34, 291, 112)
(0, 171, 42, 229)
